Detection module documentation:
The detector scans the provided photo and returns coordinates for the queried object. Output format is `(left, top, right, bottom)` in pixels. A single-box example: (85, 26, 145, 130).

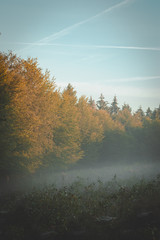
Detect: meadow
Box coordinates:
(0, 167, 160, 240)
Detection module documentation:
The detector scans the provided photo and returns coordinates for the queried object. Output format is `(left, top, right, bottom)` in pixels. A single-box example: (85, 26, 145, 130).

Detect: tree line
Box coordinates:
(0, 52, 160, 179)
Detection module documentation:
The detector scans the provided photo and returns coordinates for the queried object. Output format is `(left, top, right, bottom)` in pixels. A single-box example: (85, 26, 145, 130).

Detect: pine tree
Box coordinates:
(135, 106, 145, 120)
(155, 105, 160, 119)
(151, 106, 160, 120)
(88, 96, 96, 109)
(146, 107, 152, 118)
(110, 96, 120, 116)
(122, 103, 132, 113)
(96, 94, 109, 111)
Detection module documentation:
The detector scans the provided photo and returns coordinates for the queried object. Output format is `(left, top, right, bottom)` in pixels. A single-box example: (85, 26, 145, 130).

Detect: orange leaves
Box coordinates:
(77, 96, 104, 145)
(51, 84, 83, 164)
(1, 51, 159, 174)
(0, 52, 60, 173)
(117, 108, 142, 129)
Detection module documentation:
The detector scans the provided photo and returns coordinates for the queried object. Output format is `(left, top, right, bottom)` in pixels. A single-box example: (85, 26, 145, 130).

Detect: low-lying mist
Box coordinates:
(1, 160, 160, 240)
(30, 161, 160, 189)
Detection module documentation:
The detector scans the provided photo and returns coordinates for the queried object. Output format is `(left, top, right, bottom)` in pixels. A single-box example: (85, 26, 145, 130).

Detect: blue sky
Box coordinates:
(0, 0, 160, 111)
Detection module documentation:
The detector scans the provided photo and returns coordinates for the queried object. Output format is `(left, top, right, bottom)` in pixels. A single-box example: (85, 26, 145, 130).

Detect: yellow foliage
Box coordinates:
(77, 96, 104, 145)
(0, 52, 60, 172)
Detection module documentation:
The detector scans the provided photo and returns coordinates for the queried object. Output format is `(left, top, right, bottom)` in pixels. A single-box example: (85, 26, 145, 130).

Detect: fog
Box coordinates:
(31, 161, 160, 189)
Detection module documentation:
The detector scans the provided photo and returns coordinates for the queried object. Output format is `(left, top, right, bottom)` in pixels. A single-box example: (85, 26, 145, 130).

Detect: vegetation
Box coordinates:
(0, 175, 160, 239)
(0, 52, 160, 179)
(0, 52, 160, 239)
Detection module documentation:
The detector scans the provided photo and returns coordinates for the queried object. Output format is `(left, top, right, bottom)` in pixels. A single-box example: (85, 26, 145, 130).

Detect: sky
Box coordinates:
(0, 0, 160, 111)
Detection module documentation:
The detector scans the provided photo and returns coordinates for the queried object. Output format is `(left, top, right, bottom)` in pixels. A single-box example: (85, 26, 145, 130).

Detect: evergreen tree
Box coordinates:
(122, 103, 132, 113)
(146, 107, 152, 119)
(155, 105, 160, 119)
(96, 94, 109, 111)
(88, 96, 96, 109)
(152, 109, 157, 120)
(135, 106, 145, 120)
(151, 106, 160, 120)
(110, 96, 120, 116)
(1, 51, 160, 175)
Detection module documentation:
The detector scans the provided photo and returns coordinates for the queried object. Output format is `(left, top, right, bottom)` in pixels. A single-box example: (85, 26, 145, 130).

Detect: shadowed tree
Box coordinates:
(110, 95, 120, 117)
(77, 96, 104, 166)
(122, 103, 132, 113)
(135, 106, 145, 121)
(153, 105, 160, 120)
(146, 107, 152, 119)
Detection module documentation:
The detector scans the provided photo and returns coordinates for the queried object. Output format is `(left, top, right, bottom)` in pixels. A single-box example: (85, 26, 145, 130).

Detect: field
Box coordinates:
(0, 167, 160, 240)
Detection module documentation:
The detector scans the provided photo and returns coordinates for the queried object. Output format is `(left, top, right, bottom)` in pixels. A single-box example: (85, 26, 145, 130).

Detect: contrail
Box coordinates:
(16, 42, 160, 52)
(18, 0, 130, 53)
(96, 45, 160, 51)
(38, 0, 130, 43)
(105, 76, 160, 82)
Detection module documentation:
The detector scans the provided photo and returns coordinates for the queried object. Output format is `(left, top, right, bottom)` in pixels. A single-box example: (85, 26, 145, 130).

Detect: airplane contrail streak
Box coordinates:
(18, 0, 131, 53)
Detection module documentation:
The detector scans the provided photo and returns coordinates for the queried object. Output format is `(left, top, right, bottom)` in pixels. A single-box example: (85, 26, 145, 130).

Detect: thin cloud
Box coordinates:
(58, 81, 160, 99)
(71, 75, 160, 85)
(95, 45, 160, 51)
(105, 76, 160, 82)
(18, 0, 131, 53)
(58, 75, 160, 92)
(16, 42, 160, 52)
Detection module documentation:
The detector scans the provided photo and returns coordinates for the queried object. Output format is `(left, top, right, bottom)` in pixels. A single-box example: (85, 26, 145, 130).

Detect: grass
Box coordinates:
(0, 174, 160, 240)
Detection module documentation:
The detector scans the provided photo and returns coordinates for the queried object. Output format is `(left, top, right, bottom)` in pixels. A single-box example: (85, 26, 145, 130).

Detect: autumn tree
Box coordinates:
(0, 52, 60, 175)
(0, 53, 15, 177)
(1, 51, 159, 175)
(135, 106, 145, 121)
(117, 106, 142, 130)
(49, 84, 82, 168)
(71, 96, 102, 166)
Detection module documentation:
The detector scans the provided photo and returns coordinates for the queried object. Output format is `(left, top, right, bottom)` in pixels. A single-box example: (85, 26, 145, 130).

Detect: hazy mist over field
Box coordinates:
(30, 161, 160, 189)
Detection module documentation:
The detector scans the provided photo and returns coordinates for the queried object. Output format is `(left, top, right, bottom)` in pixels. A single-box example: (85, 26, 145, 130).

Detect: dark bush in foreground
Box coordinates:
(0, 175, 160, 240)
